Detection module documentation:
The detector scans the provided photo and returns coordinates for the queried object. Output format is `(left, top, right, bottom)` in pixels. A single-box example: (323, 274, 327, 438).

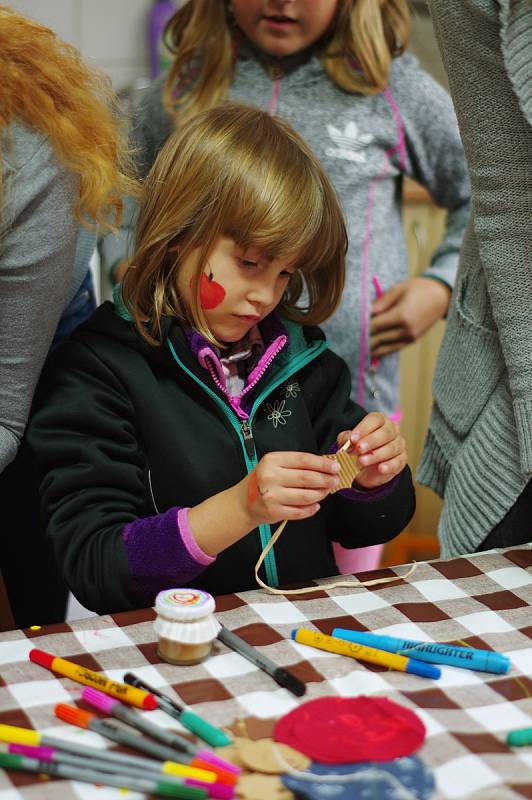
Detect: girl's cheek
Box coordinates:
(190, 273, 226, 310)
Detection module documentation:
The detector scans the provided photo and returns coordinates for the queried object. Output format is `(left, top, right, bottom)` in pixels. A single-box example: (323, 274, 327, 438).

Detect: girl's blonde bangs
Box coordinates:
(126, 105, 347, 342)
(204, 112, 346, 275)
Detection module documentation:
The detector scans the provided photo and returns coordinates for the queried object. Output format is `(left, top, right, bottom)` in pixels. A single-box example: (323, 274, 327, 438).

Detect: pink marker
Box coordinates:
(81, 687, 239, 782)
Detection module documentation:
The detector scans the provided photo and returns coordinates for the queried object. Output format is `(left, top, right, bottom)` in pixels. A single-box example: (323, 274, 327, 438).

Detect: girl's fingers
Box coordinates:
(356, 421, 398, 454)
(281, 503, 321, 520)
(279, 468, 340, 491)
(376, 453, 407, 477)
(357, 436, 405, 466)
(350, 411, 389, 443)
(266, 451, 341, 475)
(269, 486, 334, 508)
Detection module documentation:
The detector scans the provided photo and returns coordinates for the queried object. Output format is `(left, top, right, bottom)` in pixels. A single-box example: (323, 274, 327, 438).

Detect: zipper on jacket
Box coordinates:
(167, 337, 327, 587)
(240, 420, 256, 461)
(240, 335, 286, 402)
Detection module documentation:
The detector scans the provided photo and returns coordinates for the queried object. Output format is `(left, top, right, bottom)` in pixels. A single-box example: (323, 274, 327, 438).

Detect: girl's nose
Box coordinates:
(247, 279, 276, 308)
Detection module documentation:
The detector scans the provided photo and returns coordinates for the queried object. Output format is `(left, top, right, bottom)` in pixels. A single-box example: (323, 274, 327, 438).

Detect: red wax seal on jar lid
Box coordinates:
(273, 696, 425, 763)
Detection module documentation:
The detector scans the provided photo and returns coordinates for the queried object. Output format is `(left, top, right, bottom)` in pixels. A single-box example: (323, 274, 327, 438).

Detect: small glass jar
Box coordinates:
(154, 588, 220, 666)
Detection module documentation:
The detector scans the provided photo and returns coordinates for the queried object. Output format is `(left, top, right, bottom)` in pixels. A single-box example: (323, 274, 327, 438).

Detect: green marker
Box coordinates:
(123, 671, 232, 747)
(0, 751, 207, 799)
(507, 727, 532, 747)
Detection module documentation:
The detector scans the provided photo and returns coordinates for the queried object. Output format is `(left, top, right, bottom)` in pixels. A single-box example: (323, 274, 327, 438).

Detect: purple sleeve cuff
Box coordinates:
(337, 472, 401, 502)
(325, 440, 402, 502)
(122, 506, 216, 602)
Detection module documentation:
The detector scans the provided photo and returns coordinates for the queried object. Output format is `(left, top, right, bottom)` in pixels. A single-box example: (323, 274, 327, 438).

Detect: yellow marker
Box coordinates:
(163, 761, 217, 782)
(29, 649, 157, 709)
(291, 629, 440, 679)
(0, 724, 40, 746)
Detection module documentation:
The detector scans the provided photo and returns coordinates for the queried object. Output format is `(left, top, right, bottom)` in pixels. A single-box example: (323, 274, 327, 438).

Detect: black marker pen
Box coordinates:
(217, 625, 306, 697)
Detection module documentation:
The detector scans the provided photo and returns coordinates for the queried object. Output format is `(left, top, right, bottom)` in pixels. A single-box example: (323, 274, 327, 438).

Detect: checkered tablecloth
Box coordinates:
(1, 546, 531, 800)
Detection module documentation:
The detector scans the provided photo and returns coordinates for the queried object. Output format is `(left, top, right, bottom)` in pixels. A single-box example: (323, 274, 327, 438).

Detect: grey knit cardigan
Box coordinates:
(418, 0, 532, 556)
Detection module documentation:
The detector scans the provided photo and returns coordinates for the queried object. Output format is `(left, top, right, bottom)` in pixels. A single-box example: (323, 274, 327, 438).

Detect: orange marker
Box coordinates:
(29, 649, 157, 710)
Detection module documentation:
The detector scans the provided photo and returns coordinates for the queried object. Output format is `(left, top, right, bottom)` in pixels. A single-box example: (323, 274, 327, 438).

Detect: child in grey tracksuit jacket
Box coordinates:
(105, 29, 470, 419)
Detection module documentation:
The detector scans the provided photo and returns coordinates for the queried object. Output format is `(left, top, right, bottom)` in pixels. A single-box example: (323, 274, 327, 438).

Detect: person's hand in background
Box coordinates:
(370, 276, 451, 358)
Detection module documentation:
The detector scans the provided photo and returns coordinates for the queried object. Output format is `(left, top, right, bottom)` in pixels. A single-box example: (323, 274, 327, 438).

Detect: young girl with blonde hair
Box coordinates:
(107, 0, 470, 572)
(0, 5, 135, 626)
(28, 105, 415, 613)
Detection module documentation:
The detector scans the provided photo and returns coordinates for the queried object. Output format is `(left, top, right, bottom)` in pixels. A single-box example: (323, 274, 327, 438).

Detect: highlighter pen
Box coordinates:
(29, 648, 157, 709)
(55, 704, 221, 783)
(292, 628, 441, 679)
(507, 727, 532, 747)
(0, 721, 214, 780)
(217, 625, 306, 697)
(123, 672, 232, 748)
(332, 628, 510, 674)
(0, 751, 205, 799)
(9, 745, 234, 800)
(81, 688, 239, 780)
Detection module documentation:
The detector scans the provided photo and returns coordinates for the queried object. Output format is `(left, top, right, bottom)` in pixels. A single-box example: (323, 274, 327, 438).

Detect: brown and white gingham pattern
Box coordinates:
(1, 546, 531, 799)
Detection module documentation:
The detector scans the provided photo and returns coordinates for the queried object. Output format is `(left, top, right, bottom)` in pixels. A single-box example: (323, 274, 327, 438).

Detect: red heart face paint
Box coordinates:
(190, 271, 226, 310)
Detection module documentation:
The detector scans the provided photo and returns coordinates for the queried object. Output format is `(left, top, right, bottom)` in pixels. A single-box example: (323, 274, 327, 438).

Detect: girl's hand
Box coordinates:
(243, 451, 341, 527)
(337, 412, 407, 489)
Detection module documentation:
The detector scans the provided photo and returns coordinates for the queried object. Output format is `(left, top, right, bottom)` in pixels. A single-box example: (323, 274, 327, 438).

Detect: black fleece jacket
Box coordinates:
(27, 303, 415, 613)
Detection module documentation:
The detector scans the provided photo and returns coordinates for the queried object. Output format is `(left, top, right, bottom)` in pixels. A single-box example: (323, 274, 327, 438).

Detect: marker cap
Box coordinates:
(82, 686, 118, 713)
(55, 703, 94, 729)
(187, 778, 235, 799)
(0, 753, 23, 770)
(406, 659, 441, 679)
(9, 744, 54, 760)
(507, 728, 532, 747)
(157, 781, 208, 799)
(29, 649, 55, 670)
(0, 724, 40, 746)
(179, 710, 232, 748)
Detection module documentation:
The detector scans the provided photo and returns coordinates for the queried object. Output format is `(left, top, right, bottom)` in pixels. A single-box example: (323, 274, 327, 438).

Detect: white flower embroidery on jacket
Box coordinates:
(325, 121, 374, 163)
(283, 381, 301, 399)
(266, 399, 292, 428)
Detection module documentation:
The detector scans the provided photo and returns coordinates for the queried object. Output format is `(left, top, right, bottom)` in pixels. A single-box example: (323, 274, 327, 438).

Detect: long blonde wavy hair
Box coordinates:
(123, 104, 347, 346)
(163, 0, 410, 126)
(0, 5, 136, 228)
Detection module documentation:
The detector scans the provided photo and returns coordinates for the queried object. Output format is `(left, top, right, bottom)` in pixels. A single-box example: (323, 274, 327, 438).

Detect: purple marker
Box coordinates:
(81, 687, 239, 779)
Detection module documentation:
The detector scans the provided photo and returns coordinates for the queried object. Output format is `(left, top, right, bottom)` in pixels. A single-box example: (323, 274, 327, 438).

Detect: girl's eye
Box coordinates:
(238, 258, 258, 269)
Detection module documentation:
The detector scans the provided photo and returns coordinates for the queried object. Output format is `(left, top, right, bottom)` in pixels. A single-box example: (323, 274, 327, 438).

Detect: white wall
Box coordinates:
(5, 0, 154, 90)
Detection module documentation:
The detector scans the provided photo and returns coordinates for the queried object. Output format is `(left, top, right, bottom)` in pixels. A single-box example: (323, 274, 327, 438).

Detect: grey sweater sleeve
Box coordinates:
(427, 0, 532, 472)
(0, 125, 77, 472)
(390, 55, 471, 288)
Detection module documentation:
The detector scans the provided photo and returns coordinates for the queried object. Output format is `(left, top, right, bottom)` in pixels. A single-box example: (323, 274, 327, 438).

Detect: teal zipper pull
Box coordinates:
(240, 420, 256, 461)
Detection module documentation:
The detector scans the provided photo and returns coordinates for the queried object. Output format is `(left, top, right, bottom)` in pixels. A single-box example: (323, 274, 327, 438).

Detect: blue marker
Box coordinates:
(331, 629, 510, 674)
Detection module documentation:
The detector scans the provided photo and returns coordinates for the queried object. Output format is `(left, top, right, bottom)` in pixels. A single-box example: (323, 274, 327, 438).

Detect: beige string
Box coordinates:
(254, 440, 417, 595)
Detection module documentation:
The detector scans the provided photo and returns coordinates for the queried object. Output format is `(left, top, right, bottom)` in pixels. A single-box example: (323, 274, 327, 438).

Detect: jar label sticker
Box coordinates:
(163, 589, 212, 607)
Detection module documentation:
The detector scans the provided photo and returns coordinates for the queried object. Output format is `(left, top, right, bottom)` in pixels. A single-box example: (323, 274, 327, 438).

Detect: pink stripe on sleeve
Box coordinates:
(177, 508, 215, 566)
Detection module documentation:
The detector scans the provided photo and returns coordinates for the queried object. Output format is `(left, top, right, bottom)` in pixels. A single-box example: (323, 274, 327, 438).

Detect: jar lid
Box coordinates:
(155, 588, 215, 621)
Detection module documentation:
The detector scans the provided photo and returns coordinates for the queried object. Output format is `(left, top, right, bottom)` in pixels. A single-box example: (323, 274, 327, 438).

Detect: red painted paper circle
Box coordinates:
(273, 696, 425, 763)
